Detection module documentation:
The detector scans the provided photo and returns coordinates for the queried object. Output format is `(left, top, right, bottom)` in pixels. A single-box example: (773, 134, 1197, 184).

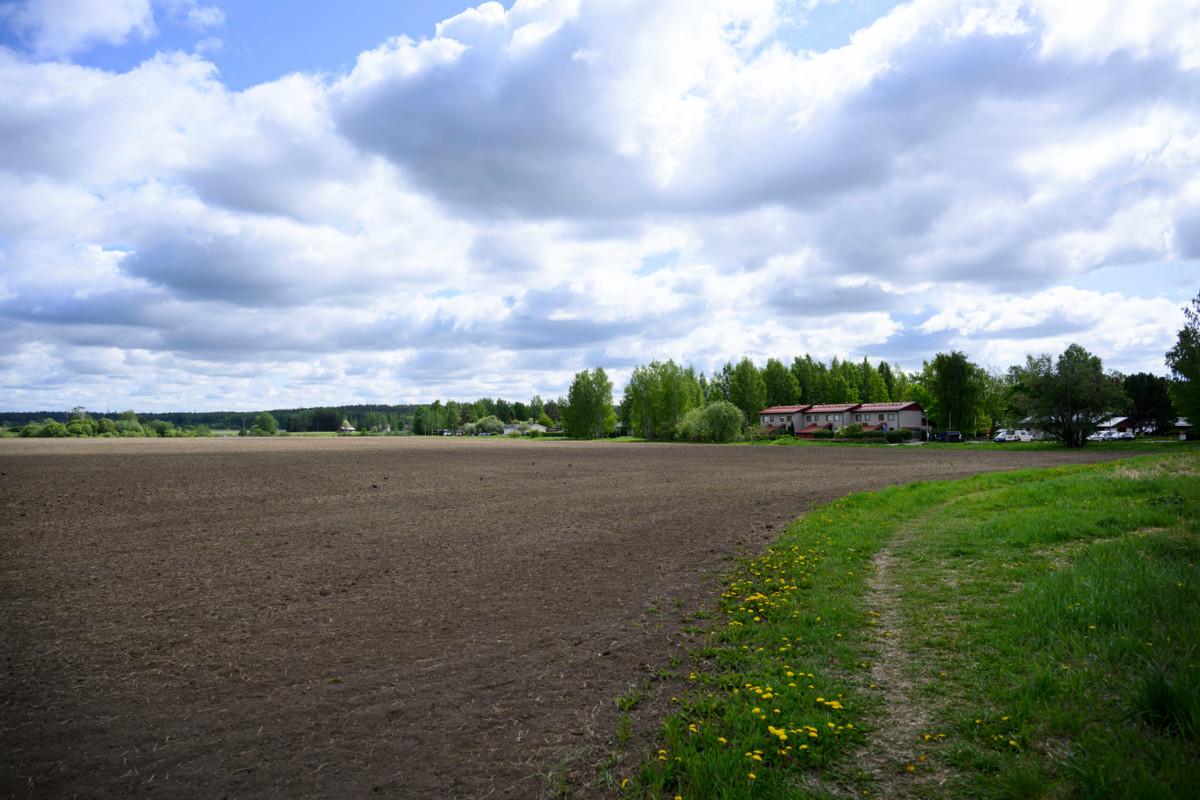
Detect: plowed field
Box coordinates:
(0, 438, 1124, 798)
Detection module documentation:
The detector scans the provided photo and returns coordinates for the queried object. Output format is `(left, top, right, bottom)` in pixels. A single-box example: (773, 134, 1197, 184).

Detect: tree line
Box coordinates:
(10, 408, 213, 438)
(560, 292, 1200, 447)
(408, 396, 560, 435)
(7, 293, 1197, 447)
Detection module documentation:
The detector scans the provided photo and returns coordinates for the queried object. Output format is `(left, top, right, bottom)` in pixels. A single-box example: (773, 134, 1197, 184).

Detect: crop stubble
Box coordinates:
(0, 438, 1122, 798)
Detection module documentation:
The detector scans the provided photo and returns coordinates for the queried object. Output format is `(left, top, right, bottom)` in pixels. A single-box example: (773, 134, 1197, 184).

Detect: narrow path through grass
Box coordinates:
(855, 509, 958, 798)
(622, 454, 1200, 799)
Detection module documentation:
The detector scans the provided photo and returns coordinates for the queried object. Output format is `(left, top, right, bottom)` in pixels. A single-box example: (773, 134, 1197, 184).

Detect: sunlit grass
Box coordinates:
(624, 453, 1200, 798)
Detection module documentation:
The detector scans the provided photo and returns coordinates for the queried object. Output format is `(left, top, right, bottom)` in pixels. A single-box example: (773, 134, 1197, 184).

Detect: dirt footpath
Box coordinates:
(0, 438, 1123, 799)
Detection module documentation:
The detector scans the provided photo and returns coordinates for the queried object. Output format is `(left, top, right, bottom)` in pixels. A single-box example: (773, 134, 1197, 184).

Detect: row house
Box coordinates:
(758, 402, 930, 436)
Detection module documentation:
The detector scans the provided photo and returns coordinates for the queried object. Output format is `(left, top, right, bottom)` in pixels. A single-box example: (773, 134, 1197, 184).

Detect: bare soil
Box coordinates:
(0, 438, 1122, 799)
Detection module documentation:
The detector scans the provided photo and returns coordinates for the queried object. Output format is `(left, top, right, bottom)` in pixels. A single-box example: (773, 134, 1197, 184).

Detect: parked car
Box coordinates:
(935, 430, 964, 442)
(1087, 430, 1114, 442)
(1115, 430, 1135, 440)
(995, 429, 1034, 442)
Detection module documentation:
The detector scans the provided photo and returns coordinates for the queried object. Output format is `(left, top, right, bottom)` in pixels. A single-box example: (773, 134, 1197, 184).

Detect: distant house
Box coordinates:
(501, 422, 549, 435)
(1096, 416, 1135, 434)
(758, 405, 807, 434)
(758, 402, 931, 437)
(338, 419, 356, 434)
(795, 403, 858, 435)
(850, 402, 929, 433)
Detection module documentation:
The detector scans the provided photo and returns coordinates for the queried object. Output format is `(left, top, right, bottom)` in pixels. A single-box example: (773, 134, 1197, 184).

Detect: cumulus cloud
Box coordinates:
(0, 0, 1197, 409)
(919, 286, 1186, 372)
(2, 0, 156, 56)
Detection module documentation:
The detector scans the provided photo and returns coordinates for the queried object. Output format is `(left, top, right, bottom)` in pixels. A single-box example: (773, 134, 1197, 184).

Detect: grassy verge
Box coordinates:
(750, 437, 1198, 452)
(624, 453, 1199, 799)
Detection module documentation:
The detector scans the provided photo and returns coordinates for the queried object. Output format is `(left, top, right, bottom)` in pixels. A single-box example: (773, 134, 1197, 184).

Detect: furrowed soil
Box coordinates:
(0, 438, 1124, 799)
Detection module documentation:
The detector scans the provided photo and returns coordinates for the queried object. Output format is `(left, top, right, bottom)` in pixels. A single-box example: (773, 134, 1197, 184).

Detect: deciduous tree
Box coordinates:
(927, 351, 981, 431)
(563, 368, 616, 439)
(622, 360, 702, 439)
(1166, 291, 1200, 427)
(1011, 344, 1125, 447)
(1123, 372, 1175, 434)
(762, 358, 800, 407)
(727, 357, 766, 421)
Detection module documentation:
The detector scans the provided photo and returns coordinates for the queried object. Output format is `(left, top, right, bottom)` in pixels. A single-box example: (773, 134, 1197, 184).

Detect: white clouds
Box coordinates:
(919, 286, 1186, 372)
(1029, 0, 1200, 69)
(1, 0, 1198, 409)
(3, 0, 155, 56)
(0, 0, 225, 57)
(165, 0, 224, 30)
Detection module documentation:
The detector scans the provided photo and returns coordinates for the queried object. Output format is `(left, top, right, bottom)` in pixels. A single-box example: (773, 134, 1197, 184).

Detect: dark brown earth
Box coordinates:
(0, 437, 1125, 799)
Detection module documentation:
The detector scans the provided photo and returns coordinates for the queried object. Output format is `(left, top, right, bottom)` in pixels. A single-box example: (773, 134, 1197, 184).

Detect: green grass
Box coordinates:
(750, 436, 1198, 452)
(624, 454, 1200, 799)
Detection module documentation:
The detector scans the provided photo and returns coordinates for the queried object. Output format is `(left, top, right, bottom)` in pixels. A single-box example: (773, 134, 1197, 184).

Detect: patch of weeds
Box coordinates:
(616, 711, 632, 746)
(615, 685, 643, 712)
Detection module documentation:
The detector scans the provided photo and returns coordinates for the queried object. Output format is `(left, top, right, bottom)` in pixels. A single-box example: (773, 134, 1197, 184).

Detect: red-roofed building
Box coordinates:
(758, 405, 807, 433)
(797, 404, 858, 431)
(850, 402, 928, 432)
(758, 401, 930, 437)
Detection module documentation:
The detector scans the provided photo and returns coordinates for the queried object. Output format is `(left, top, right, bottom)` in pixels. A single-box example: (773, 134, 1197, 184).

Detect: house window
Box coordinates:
(878, 414, 885, 421)
(855, 414, 861, 421)
(834, 414, 841, 422)
(887, 413, 896, 420)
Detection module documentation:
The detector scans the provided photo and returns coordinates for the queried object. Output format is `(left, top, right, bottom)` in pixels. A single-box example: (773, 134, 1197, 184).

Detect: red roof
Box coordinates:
(758, 401, 924, 416)
(796, 422, 833, 434)
(856, 402, 922, 412)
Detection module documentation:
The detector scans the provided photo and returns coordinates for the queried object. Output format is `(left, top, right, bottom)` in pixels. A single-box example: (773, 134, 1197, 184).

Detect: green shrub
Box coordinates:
(676, 407, 708, 441)
(115, 418, 144, 436)
(147, 419, 176, 437)
(36, 419, 69, 438)
(675, 401, 745, 443)
(702, 401, 744, 442)
(66, 418, 95, 436)
(744, 424, 774, 441)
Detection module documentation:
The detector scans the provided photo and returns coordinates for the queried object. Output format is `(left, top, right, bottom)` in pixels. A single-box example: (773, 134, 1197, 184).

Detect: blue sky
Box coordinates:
(0, 0, 1197, 411)
(0, 1, 909, 88)
(3, 2, 487, 88)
